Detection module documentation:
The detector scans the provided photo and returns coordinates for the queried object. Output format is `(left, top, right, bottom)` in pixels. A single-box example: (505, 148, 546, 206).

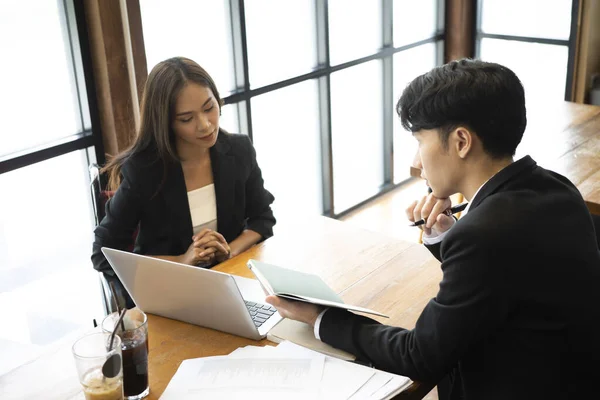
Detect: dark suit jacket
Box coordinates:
(92, 132, 275, 274)
(319, 156, 600, 400)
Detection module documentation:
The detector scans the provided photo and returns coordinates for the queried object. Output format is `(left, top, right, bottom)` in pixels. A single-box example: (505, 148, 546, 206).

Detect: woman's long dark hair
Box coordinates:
(102, 57, 224, 191)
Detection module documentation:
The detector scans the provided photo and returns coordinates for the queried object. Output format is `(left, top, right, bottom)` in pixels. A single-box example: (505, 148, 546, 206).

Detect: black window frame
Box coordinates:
(221, 0, 445, 218)
(474, 0, 580, 102)
(0, 0, 104, 175)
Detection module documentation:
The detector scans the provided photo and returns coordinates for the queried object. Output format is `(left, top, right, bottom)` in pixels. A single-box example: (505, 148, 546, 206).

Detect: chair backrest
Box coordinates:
(89, 163, 111, 226)
(89, 163, 136, 314)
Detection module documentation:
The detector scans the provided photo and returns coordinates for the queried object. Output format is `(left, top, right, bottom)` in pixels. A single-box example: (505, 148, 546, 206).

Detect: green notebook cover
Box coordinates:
(248, 260, 343, 303)
(247, 259, 388, 318)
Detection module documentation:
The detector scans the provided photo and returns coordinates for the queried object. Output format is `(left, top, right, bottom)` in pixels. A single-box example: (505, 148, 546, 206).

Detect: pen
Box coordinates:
(409, 202, 469, 227)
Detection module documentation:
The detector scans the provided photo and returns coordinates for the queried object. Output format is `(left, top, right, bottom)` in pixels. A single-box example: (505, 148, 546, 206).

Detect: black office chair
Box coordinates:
(89, 163, 135, 314)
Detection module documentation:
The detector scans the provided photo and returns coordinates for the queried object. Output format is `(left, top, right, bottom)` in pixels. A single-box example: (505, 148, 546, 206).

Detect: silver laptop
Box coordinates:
(101, 247, 282, 340)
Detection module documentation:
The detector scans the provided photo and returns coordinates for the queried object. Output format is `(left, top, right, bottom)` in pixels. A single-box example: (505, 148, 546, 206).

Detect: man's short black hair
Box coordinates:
(397, 59, 527, 158)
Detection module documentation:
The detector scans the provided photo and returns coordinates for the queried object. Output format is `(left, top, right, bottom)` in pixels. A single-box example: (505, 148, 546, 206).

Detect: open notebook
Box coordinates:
(247, 260, 388, 318)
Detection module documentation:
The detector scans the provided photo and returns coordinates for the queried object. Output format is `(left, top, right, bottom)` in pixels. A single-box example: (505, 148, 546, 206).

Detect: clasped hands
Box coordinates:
(266, 193, 456, 328)
(181, 228, 231, 266)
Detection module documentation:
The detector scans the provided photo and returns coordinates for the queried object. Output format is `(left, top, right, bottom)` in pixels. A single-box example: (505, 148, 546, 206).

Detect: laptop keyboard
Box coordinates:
(244, 301, 277, 328)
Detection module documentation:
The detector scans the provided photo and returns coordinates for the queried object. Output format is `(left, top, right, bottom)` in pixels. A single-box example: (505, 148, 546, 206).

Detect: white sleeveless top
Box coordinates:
(187, 184, 218, 235)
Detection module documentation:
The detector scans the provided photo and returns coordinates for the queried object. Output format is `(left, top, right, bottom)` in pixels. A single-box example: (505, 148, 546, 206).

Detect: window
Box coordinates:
(0, 152, 99, 361)
(476, 0, 576, 104)
(245, 0, 317, 88)
(251, 80, 322, 219)
(139, 0, 236, 95)
(479, 39, 569, 105)
(393, 43, 438, 184)
(328, 0, 382, 66)
(394, 0, 440, 47)
(0, 0, 102, 376)
(140, 0, 443, 218)
(391, 0, 442, 184)
(480, 0, 572, 40)
(0, 0, 89, 156)
(220, 103, 240, 135)
(331, 61, 384, 213)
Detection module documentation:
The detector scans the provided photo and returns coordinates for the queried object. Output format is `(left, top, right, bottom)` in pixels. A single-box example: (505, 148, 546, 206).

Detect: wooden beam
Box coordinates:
(445, 0, 476, 62)
(125, 0, 148, 105)
(83, 0, 139, 158)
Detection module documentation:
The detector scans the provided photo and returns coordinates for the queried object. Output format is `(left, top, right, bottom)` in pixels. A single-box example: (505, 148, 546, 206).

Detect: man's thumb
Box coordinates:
(437, 213, 455, 232)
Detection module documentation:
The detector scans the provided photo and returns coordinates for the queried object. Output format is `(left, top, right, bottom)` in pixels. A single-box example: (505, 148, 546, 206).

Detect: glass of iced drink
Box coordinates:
(72, 332, 124, 400)
(102, 308, 149, 399)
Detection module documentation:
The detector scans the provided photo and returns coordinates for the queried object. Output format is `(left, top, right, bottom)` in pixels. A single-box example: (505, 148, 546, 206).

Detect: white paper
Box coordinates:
(227, 345, 277, 357)
(275, 341, 376, 400)
(348, 372, 393, 399)
(189, 357, 323, 390)
(160, 353, 324, 400)
(370, 375, 412, 400)
(277, 341, 412, 400)
(348, 368, 412, 400)
(160, 341, 410, 400)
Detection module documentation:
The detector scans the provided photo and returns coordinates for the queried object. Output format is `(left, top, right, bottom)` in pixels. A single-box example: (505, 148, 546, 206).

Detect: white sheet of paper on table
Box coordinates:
(190, 356, 324, 389)
(348, 371, 393, 399)
(275, 341, 377, 399)
(227, 343, 374, 400)
(160, 341, 410, 400)
(369, 375, 413, 400)
(277, 341, 411, 400)
(227, 344, 278, 358)
(160, 353, 324, 400)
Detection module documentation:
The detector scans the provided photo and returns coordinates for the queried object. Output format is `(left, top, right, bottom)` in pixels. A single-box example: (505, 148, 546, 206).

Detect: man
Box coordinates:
(266, 59, 600, 399)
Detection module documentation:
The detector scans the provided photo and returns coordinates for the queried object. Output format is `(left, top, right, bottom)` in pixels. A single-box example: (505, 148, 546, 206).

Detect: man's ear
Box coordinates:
(452, 127, 473, 159)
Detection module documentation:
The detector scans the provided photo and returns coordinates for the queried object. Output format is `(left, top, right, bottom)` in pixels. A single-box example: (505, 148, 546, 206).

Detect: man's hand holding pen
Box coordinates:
(406, 193, 456, 236)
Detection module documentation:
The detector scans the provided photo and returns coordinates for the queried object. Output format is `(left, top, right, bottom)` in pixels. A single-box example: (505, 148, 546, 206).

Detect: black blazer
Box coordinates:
(92, 132, 275, 274)
(319, 156, 600, 400)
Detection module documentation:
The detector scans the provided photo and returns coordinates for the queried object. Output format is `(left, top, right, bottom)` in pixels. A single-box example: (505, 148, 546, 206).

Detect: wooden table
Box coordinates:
(147, 217, 441, 399)
(0, 217, 440, 400)
(518, 101, 600, 214)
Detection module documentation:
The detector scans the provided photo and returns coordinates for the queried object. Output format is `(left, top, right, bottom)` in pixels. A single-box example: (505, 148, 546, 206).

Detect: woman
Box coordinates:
(92, 57, 275, 277)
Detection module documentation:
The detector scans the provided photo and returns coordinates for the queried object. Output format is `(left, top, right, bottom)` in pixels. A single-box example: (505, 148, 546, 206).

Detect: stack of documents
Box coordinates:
(160, 341, 411, 400)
